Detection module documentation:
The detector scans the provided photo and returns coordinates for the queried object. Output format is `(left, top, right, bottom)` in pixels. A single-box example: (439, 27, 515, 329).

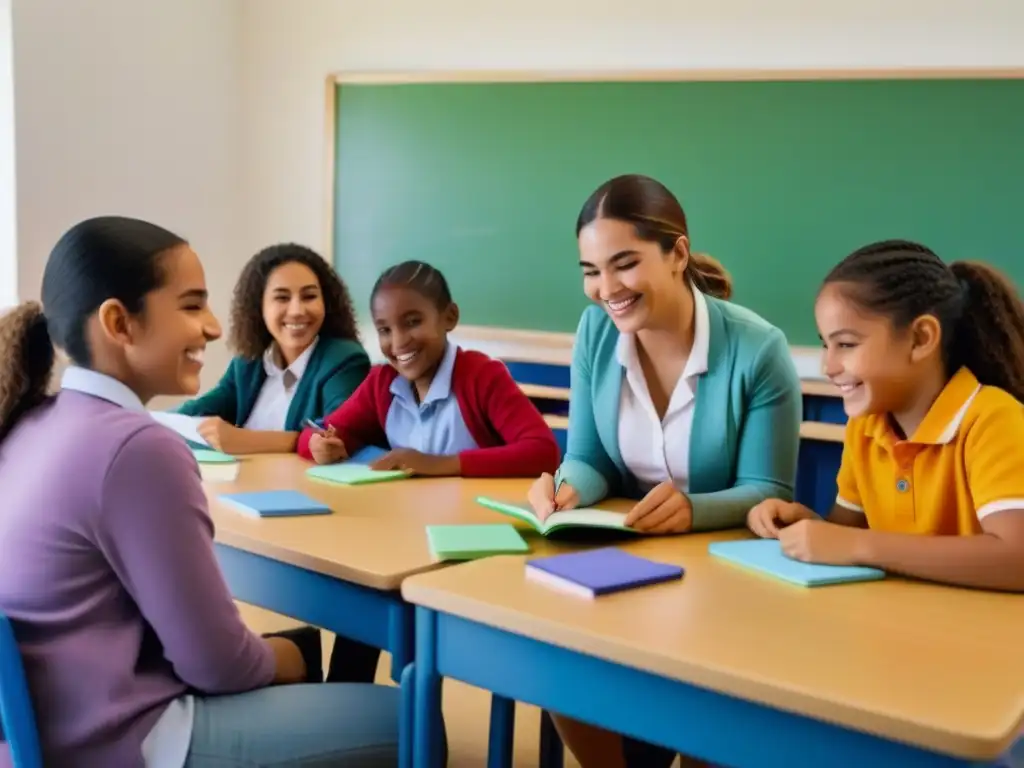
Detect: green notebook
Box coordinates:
(476, 497, 634, 537)
(192, 448, 237, 464)
(306, 463, 409, 486)
(426, 524, 529, 561)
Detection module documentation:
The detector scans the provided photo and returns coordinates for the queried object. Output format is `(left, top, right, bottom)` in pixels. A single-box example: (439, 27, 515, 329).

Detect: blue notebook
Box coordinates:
(347, 445, 387, 464)
(525, 547, 684, 598)
(709, 539, 885, 587)
(218, 490, 332, 518)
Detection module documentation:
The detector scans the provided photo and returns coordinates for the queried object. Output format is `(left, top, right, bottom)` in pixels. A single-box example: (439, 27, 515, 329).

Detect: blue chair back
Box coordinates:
(0, 614, 42, 768)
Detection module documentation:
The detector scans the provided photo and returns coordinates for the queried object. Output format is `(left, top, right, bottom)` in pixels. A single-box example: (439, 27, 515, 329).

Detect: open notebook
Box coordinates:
(709, 539, 885, 587)
(150, 411, 209, 447)
(476, 497, 634, 537)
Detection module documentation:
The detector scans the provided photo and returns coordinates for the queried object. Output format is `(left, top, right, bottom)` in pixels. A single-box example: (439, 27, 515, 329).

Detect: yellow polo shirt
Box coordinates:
(835, 367, 1024, 535)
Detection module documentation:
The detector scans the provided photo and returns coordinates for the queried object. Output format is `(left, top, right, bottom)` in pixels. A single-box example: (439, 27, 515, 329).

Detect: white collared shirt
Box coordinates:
(617, 284, 710, 495)
(243, 338, 319, 431)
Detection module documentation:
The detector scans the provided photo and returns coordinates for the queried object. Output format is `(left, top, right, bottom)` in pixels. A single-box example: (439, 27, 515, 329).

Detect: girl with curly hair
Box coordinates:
(177, 243, 370, 455)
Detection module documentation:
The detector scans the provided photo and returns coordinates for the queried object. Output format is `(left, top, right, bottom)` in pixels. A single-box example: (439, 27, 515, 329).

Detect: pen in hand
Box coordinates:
(304, 419, 335, 437)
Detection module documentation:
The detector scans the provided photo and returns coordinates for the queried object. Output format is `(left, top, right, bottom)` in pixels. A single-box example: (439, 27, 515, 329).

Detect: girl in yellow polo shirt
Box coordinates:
(748, 239, 1024, 593)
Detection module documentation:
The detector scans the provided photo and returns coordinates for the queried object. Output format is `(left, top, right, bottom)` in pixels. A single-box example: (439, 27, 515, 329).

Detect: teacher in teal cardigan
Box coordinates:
(177, 243, 370, 456)
(529, 174, 802, 768)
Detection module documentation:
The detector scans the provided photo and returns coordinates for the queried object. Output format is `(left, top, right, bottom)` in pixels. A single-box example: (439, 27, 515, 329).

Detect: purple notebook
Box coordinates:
(525, 547, 684, 598)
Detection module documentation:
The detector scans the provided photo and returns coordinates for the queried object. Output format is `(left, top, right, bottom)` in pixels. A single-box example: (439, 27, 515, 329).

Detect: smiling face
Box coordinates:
(261, 261, 325, 364)
(815, 281, 931, 420)
(372, 285, 458, 388)
(118, 245, 221, 399)
(578, 217, 686, 333)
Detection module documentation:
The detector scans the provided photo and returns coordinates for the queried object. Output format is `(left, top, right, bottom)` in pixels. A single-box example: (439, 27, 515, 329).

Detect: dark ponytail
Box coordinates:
(947, 260, 1024, 402)
(0, 216, 186, 440)
(0, 303, 55, 440)
(576, 174, 733, 300)
(822, 240, 1024, 402)
(371, 260, 453, 310)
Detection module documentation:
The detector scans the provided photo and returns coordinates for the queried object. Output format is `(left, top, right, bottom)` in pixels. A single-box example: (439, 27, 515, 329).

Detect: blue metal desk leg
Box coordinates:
(539, 710, 565, 768)
(414, 607, 444, 768)
(400, 663, 415, 768)
(487, 694, 516, 768)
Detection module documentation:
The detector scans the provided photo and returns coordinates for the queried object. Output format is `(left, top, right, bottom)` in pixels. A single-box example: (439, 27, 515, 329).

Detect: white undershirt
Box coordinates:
(243, 338, 318, 431)
(616, 284, 710, 495)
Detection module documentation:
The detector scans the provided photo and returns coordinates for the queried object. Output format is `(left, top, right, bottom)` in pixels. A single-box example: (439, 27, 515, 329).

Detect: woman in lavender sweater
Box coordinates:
(0, 217, 399, 767)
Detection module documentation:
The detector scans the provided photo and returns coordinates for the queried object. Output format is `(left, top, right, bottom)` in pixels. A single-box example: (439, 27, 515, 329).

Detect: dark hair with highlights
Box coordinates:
(0, 216, 186, 440)
(229, 243, 359, 360)
(823, 239, 1024, 402)
(371, 260, 453, 310)
(576, 174, 732, 300)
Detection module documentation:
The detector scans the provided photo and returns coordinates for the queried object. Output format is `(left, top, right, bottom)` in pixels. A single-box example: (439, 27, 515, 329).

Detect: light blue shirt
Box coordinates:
(385, 343, 480, 455)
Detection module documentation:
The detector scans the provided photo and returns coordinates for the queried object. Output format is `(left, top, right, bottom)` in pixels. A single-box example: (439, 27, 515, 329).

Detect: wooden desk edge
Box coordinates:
(800, 421, 846, 442)
(215, 530, 442, 591)
(401, 573, 1019, 761)
(543, 414, 570, 430)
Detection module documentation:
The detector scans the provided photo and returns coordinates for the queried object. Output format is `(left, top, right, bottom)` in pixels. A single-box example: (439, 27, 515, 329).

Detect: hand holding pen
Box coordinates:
(305, 419, 346, 465)
(526, 472, 579, 521)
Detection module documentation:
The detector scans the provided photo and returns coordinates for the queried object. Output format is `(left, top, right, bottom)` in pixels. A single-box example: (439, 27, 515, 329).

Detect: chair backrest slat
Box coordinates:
(0, 614, 42, 768)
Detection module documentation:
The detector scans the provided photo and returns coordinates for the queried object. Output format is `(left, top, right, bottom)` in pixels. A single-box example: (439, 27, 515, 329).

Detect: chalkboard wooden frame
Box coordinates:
(322, 67, 1023, 369)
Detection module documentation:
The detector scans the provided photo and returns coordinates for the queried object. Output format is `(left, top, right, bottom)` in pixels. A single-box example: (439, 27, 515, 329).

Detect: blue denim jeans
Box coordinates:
(184, 682, 399, 767)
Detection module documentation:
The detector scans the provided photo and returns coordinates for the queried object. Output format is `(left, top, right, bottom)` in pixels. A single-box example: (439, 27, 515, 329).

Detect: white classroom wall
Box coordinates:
(237, 0, 1023, 375)
(237, 0, 1024, 262)
(9, 1, 1024, 384)
(10, 0, 244, 382)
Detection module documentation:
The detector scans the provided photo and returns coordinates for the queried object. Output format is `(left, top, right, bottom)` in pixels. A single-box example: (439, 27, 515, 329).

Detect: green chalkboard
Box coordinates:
(334, 79, 1024, 344)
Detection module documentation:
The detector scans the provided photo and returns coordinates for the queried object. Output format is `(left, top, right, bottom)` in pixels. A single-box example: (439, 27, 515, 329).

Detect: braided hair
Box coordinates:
(823, 239, 1024, 402)
(371, 261, 453, 310)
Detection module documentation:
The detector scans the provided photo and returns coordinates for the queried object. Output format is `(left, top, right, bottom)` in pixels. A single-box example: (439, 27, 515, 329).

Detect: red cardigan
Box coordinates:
(297, 348, 561, 478)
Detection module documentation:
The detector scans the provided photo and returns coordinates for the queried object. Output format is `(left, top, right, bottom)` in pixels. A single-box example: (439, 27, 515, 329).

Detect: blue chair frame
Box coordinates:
(0, 614, 42, 768)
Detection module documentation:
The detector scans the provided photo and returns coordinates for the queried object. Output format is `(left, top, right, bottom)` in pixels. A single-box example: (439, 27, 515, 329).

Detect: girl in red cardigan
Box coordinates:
(298, 260, 560, 478)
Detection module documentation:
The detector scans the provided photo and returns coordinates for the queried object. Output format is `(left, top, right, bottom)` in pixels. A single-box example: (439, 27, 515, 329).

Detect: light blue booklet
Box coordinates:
(709, 539, 885, 587)
(218, 490, 331, 518)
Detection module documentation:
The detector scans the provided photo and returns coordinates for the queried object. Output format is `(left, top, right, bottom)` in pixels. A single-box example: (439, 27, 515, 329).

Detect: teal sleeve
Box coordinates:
(688, 330, 803, 531)
(319, 347, 371, 414)
(175, 365, 239, 423)
(553, 310, 618, 507)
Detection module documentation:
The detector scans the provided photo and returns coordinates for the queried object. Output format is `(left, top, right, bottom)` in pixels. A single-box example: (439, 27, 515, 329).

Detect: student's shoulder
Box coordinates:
(364, 362, 400, 388)
(453, 348, 515, 382)
(710, 295, 787, 351)
(58, 396, 196, 473)
(962, 384, 1024, 439)
(221, 352, 262, 379)
(455, 347, 501, 370)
